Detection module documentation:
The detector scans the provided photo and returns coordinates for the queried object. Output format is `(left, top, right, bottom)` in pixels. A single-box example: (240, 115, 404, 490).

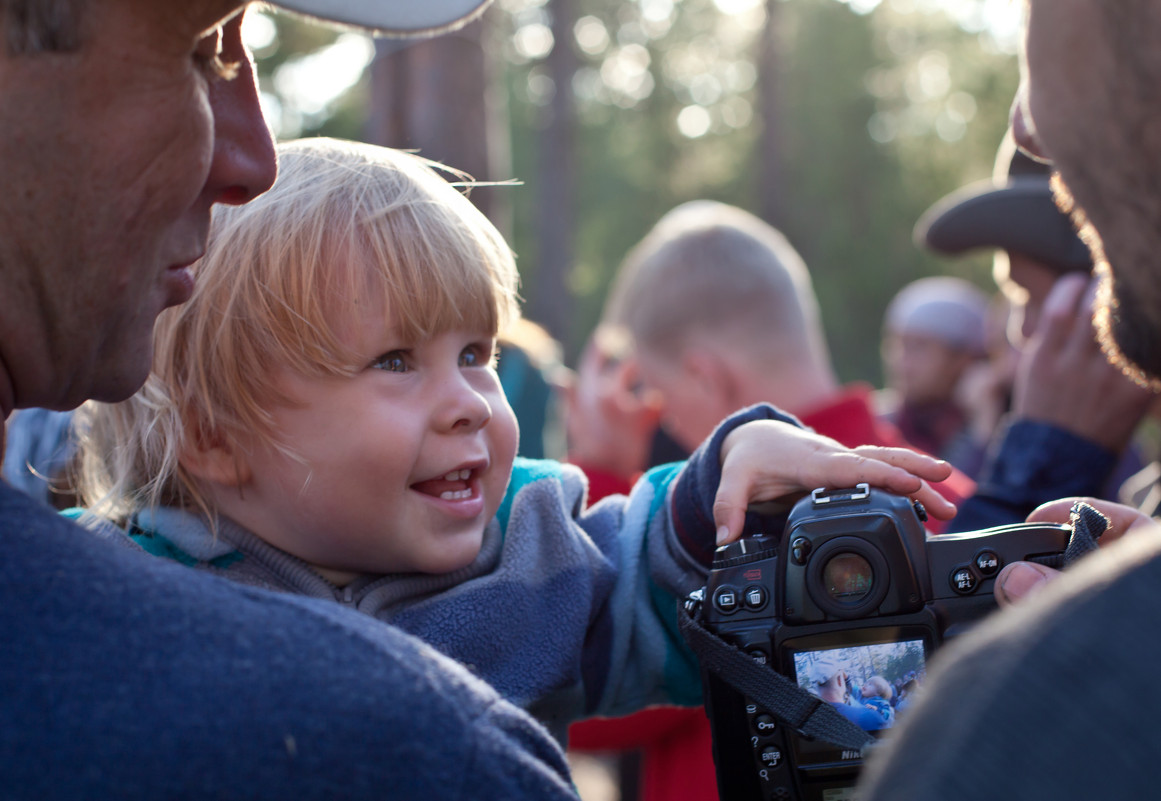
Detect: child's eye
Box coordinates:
(372, 351, 409, 373)
(460, 341, 496, 368)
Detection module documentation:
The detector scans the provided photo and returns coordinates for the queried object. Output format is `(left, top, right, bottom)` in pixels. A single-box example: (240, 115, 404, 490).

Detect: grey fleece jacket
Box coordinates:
(121, 404, 795, 741)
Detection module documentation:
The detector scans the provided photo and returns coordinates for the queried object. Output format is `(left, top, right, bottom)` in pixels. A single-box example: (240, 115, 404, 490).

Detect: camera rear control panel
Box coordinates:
(744, 695, 795, 800)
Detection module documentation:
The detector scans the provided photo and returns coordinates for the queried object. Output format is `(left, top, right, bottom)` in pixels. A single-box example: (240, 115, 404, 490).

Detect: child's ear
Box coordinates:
(682, 347, 738, 411)
(179, 432, 252, 489)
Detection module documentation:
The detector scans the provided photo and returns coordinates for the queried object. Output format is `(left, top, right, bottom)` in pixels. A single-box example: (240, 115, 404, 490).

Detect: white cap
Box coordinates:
(807, 655, 843, 686)
(884, 276, 990, 355)
(273, 0, 492, 35)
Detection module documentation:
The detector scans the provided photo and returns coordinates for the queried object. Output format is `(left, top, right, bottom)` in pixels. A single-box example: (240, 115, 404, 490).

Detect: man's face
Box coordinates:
(1016, 0, 1161, 387)
(999, 252, 1062, 344)
(0, 0, 276, 414)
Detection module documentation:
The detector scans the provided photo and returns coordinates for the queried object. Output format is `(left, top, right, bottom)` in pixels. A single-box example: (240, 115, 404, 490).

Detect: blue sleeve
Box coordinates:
(949, 419, 1117, 532)
(667, 403, 805, 571)
(580, 404, 802, 718)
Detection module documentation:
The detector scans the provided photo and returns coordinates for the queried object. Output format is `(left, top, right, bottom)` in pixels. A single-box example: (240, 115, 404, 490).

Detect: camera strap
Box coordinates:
(678, 592, 874, 752)
(1062, 501, 1109, 564)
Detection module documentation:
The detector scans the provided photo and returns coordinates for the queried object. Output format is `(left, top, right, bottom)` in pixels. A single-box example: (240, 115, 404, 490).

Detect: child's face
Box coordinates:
(227, 313, 519, 580)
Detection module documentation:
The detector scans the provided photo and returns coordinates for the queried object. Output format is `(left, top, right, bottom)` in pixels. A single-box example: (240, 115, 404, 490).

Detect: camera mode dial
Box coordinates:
(712, 535, 779, 569)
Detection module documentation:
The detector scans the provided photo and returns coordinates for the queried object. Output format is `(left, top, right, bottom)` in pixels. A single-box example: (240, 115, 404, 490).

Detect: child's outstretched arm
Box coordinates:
(714, 419, 956, 545)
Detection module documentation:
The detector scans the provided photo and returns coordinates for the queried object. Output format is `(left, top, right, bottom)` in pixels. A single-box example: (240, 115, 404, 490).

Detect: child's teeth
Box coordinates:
(444, 469, 471, 481)
(440, 489, 472, 500)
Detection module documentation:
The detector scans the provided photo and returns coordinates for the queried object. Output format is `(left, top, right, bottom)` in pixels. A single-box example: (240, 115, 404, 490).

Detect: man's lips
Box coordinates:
(164, 261, 197, 307)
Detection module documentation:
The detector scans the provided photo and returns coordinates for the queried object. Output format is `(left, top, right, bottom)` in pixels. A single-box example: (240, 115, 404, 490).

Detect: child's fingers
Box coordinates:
(909, 480, 957, 521)
(850, 445, 953, 483)
(841, 447, 955, 519)
(797, 451, 921, 496)
(798, 454, 956, 521)
(712, 471, 752, 546)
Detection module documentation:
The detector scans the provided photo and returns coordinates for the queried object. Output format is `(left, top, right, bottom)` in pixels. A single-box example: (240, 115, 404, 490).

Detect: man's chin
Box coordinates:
(86, 360, 153, 408)
(1095, 262, 1161, 391)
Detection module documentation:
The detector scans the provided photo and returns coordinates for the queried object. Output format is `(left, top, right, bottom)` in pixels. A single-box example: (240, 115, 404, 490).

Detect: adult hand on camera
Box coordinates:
(713, 421, 956, 545)
(1011, 274, 1154, 452)
(994, 497, 1157, 606)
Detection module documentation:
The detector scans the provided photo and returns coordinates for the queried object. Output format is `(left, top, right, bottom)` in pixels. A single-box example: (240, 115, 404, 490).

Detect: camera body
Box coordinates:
(698, 485, 1071, 801)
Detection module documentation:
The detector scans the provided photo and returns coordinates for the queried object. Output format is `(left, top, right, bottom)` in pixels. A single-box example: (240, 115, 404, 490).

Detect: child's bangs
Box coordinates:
(356, 197, 519, 343)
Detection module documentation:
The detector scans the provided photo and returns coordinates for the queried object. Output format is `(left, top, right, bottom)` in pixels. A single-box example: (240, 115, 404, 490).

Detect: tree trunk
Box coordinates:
(366, 11, 511, 235)
(528, 0, 578, 346)
(757, 0, 784, 227)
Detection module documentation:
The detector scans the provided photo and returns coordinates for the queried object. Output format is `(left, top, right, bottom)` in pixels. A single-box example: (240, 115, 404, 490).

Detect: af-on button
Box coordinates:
(974, 549, 1001, 577)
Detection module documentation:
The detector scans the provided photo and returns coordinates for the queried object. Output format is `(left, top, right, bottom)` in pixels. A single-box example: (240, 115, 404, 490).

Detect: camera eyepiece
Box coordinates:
(806, 536, 891, 619)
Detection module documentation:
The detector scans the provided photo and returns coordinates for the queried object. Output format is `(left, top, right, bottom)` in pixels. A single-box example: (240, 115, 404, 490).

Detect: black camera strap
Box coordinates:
(678, 592, 874, 752)
(678, 501, 1110, 755)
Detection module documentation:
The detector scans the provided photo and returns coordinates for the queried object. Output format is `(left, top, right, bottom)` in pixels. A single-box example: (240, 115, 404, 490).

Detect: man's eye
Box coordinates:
(372, 352, 409, 373)
(194, 26, 238, 81)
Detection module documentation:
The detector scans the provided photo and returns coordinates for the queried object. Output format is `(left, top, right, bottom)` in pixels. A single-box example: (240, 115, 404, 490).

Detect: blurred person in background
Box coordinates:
(877, 275, 991, 476)
(498, 317, 571, 461)
(568, 200, 973, 801)
(858, 2, 1161, 796)
(914, 130, 1154, 531)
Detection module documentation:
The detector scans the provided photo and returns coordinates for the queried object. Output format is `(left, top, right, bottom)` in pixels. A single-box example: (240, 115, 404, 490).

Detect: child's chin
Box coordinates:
(419, 535, 485, 575)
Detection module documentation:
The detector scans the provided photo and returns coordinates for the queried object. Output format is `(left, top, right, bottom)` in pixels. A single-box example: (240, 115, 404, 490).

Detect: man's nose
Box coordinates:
(206, 19, 277, 206)
(1010, 87, 1049, 164)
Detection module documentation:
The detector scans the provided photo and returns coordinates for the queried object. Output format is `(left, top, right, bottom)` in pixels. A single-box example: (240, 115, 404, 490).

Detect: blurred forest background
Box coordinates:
(248, 0, 1021, 386)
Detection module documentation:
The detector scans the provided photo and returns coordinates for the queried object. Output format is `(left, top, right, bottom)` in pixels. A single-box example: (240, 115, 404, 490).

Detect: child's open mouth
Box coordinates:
(411, 468, 477, 501)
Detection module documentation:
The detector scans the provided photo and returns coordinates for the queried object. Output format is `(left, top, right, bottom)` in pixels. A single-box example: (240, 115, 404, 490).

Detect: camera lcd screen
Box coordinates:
(792, 639, 926, 733)
(783, 630, 931, 770)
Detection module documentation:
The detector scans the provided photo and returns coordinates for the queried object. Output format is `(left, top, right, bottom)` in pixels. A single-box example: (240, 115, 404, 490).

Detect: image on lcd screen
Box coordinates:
(792, 639, 926, 732)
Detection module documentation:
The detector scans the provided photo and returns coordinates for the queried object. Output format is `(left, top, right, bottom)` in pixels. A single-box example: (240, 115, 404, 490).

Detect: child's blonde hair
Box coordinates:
(75, 137, 520, 523)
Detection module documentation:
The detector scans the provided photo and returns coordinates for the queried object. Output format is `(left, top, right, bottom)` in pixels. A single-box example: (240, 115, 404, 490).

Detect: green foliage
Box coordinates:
(257, 0, 1021, 382)
(501, 0, 1018, 378)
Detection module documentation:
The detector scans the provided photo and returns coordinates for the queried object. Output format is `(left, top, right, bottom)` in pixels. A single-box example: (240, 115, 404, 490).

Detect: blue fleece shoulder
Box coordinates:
(497, 457, 565, 530)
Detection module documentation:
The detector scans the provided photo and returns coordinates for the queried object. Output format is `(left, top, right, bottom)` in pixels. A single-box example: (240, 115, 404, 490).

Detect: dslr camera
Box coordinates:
(693, 484, 1071, 801)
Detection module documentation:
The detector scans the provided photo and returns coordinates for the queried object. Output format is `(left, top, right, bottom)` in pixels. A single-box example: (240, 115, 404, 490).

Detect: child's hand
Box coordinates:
(714, 420, 956, 545)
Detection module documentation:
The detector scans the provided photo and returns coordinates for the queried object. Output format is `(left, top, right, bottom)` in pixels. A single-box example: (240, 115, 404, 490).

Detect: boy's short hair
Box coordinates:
(604, 201, 828, 369)
(76, 137, 519, 522)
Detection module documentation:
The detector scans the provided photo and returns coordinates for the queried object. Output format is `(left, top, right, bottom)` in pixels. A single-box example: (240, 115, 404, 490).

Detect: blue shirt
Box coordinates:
(0, 479, 577, 800)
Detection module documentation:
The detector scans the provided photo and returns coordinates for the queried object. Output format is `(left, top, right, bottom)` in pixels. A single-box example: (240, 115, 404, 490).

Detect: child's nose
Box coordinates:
(436, 375, 493, 433)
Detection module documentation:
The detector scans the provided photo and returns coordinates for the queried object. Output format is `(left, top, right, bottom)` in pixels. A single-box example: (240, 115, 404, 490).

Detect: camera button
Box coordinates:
(790, 537, 812, 565)
(744, 585, 768, 610)
(759, 745, 783, 769)
(975, 549, 1002, 577)
(747, 648, 770, 667)
(754, 714, 778, 735)
(950, 565, 979, 595)
(713, 586, 740, 613)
